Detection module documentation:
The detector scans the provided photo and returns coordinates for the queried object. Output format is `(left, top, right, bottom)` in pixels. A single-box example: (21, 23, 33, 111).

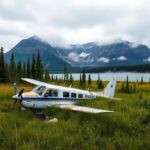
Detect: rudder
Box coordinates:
(103, 79, 116, 97)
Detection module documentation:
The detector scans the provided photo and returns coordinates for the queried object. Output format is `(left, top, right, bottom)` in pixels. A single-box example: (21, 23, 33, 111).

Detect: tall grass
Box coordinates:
(0, 82, 149, 149)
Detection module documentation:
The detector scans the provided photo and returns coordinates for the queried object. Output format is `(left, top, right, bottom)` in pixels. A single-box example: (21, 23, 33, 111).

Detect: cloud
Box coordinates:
(68, 52, 79, 62)
(97, 57, 110, 63)
(79, 52, 90, 58)
(0, 0, 150, 52)
(117, 56, 127, 61)
(128, 42, 140, 48)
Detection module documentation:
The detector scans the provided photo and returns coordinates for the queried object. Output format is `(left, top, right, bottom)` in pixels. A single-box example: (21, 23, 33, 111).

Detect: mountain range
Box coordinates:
(5, 36, 150, 73)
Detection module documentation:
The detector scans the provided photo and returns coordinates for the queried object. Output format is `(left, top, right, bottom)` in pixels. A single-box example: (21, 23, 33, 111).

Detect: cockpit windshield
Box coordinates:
(35, 86, 46, 96)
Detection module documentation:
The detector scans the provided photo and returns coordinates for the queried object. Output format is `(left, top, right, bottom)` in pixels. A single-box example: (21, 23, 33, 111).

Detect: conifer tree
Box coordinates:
(99, 79, 104, 89)
(125, 75, 129, 93)
(79, 74, 82, 87)
(17, 61, 22, 81)
(70, 74, 74, 85)
(23, 61, 26, 77)
(36, 51, 43, 80)
(51, 74, 54, 81)
(0, 47, 5, 82)
(97, 74, 100, 89)
(9, 52, 16, 82)
(97, 74, 103, 89)
(64, 63, 68, 82)
(140, 76, 143, 84)
(55, 75, 58, 82)
(82, 69, 86, 87)
(88, 74, 92, 87)
(44, 69, 50, 82)
(27, 58, 31, 78)
(5, 63, 9, 82)
(31, 53, 36, 79)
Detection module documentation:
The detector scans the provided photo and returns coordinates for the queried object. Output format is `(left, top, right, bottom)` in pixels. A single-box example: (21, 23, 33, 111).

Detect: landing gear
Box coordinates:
(33, 109, 46, 120)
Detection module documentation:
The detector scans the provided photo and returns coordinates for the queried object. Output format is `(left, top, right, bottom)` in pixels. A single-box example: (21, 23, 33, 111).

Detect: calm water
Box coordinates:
(52, 72, 150, 81)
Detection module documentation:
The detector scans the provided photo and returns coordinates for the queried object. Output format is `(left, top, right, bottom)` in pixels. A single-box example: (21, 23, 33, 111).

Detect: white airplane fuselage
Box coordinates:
(12, 78, 117, 109)
(13, 85, 97, 109)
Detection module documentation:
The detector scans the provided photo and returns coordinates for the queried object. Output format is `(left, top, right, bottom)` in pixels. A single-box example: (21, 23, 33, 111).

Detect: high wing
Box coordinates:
(55, 105, 113, 114)
(22, 78, 119, 100)
(21, 78, 57, 88)
(21, 78, 88, 92)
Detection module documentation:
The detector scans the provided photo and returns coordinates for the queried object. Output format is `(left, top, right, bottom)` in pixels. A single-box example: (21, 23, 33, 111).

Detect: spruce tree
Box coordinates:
(55, 75, 58, 82)
(140, 76, 143, 84)
(36, 51, 43, 80)
(79, 74, 82, 87)
(27, 58, 31, 78)
(9, 53, 16, 82)
(5, 63, 9, 82)
(51, 74, 54, 81)
(23, 61, 26, 77)
(82, 69, 86, 87)
(97, 74, 103, 89)
(64, 63, 68, 82)
(99, 79, 104, 89)
(88, 74, 92, 87)
(17, 61, 22, 81)
(125, 75, 129, 93)
(0, 47, 5, 82)
(97, 74, 99, 89)
(31, 53, 36, 79)
(70, 74, 74, 85)
(44, 69, 50, 82)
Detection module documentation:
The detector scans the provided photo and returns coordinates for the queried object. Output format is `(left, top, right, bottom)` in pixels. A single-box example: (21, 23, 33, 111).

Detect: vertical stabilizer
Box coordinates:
(103, 79, 116, 97)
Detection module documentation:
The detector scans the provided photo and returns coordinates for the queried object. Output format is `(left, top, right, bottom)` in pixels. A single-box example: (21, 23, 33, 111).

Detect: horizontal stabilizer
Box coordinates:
(56, 105, 114, 114)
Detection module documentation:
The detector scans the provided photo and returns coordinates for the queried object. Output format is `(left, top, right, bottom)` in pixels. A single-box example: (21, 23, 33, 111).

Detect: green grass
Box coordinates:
(0, 82, 150, 150)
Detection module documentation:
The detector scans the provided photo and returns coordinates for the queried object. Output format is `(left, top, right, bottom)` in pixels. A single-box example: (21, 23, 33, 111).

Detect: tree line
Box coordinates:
(0, 46, 104, 90)
(0, 47, 49, 83)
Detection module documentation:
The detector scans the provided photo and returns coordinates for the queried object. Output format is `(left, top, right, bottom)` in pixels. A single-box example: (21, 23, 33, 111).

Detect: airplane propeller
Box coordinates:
(13, 82, 18, 95)
(11, 82, 24, 110)
(18, 89, 24, 98)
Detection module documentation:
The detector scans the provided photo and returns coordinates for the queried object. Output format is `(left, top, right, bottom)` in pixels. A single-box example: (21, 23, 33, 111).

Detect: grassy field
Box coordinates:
(0, 81, 150, 150)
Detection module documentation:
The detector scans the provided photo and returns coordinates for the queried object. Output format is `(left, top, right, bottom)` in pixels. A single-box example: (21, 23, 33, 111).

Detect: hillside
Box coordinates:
(5, 36, 72, 73)
(5, 36, 150, 73)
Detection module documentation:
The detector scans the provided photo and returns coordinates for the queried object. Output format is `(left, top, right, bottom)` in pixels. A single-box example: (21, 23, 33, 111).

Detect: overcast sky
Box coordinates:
(0, 0, 150, 52)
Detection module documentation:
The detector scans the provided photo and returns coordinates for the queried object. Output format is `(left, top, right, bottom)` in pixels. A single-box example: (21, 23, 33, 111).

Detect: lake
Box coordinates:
(52, 72, 150, 81)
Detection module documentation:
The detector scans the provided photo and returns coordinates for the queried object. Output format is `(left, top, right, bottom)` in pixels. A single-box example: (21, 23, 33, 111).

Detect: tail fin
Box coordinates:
(103, 79, 116, 97)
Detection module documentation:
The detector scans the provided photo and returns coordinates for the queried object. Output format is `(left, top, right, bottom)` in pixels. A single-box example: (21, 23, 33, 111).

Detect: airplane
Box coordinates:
(11, 78, 118, 116)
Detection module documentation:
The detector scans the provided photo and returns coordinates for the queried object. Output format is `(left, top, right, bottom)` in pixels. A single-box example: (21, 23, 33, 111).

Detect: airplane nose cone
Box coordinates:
(12, 95, 19, 99)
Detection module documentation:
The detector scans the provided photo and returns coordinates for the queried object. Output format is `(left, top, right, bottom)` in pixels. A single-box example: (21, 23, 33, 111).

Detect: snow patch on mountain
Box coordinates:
(68, 52, 79, 62)
(97, 57, 110, 63)
(79, 52, 90, 58)
(117, 56, 127, 61)
(128, 42, 140, 48)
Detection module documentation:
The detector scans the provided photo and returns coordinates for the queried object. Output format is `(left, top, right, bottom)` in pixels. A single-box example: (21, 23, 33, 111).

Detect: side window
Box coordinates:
(63, 92, 70, 97)
(36, 86, 46, 96)
(78, 94, 83, 98)
(85, 95, 89, 99)
(45, 89, 58, 97)
(71, 93, 77, 98)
